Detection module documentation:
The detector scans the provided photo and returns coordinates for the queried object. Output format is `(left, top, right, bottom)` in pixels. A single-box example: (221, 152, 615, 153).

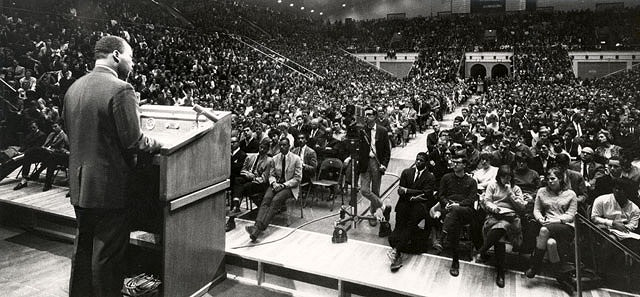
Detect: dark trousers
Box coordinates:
(232, 177, 268, 205)
(545, 222, 575, 261)
(255, 187, 293, 231)
(19, 146, 50, 178)
(389, 201, 437, 253)
(70, 207, 130, 297)
(43, 151, 68, 186)
(443, 205, 483, 258)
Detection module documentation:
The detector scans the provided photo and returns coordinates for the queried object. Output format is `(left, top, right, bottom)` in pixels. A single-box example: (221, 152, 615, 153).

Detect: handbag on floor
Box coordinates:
(122, 273, 161, 297)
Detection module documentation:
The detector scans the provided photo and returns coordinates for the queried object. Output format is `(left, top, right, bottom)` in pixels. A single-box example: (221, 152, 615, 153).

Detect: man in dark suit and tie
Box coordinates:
(230, 136, 248, 196)
(387, 152, 436, 272)
(240, 125, 260, 154)
(571, 147, 604, 190)
(359, 106, 392, 225)
(230, 139, 273, 213)
(246, 137, 302, 242)
(64, 36, 161, 297)
(426, 121, 441, 153)
(291, 134, 318, 183)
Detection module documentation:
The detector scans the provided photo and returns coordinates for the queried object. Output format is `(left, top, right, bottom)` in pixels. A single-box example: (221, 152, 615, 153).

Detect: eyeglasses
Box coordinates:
(365, 113, 375, 117)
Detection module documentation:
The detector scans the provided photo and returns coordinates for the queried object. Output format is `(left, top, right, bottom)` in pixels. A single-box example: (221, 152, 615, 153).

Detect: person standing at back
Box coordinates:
(64, 35, 161, 297)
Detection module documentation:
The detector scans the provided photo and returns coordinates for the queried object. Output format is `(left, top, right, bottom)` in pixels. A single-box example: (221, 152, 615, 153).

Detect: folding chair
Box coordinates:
(306, 158, 343, 211)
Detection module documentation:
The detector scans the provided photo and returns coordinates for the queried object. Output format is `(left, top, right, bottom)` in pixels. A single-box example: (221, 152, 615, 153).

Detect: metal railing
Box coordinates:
(574, 212, 640, 296)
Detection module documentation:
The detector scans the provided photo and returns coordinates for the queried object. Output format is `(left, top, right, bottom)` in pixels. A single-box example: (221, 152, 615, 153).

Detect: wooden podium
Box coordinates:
(135, 105, 231, 297)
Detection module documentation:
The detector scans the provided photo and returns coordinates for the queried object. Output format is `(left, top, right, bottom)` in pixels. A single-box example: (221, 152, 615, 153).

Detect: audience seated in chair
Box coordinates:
(245, 137, 302, 242)
(437, 155, 481, 277)
(591, 177, 640, 253)
(0, 121, 46, 181)
(12, 121, 68, 192)
(230, 138, 273, 213)
(387, 152, 437, 272)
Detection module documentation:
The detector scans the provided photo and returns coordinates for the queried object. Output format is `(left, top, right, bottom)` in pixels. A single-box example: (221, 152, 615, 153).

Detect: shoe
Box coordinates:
(230, 199, 241, 213)
(368, 218, 377, 227)
(390, 253, 403, 272)
(42, 184, 52, 192)
(225, 216, 236, 232)
(496, 268, 505, 288)
(449, 260, 460, 277)
(378, 221, 391, 237)
(382, 205, 392, 222)
(474, 253, 490, 264)
(245, 225, 260, 242)
(386, 249, 397, 261)
(524, 248, 545, 278)
(432, 239, 443, 254)
(13, 182, 27, 190)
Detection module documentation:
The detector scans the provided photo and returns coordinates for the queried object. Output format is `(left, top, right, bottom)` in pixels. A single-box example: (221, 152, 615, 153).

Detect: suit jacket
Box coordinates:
(565, 169, 587, 203)
(240, 137, 259, 154)
(231, 149, 247, 179)
(528, 155, 556, 176)
(269, 152, 303, 199)
(426, 131, 440, 153)
(241, 153, 272, 184)
(397, 167, 436, 206)
(291, 145, 317, 174)
(20, 129, 46, 151)
(63, 66, 160, 209)
(358, 125, 391, 173)
(569, 160, 604, 184)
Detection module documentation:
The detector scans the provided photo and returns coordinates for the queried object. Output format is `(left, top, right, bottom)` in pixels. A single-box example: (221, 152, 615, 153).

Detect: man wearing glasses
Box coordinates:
(358, 107, 392, 226)
(438, 156, 480, 277)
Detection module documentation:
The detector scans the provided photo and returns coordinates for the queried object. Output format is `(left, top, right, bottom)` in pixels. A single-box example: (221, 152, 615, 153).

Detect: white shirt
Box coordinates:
(591, 194, 640, 232)
(369, 124, 377, 158)
(414, 168, 425, 183)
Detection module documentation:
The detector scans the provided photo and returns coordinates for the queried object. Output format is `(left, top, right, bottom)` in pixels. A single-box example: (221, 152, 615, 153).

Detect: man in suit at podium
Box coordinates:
(246, 137, 302, 242)
(64, 36, 161, 297)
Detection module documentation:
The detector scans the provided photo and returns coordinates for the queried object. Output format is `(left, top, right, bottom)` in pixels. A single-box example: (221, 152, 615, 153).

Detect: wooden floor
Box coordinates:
(0, 179, 74, 220)
(227, 218, 633, 297)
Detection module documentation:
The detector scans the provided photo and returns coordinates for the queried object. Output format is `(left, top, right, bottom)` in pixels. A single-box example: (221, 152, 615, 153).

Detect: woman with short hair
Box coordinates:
(525, 167, 578, 279)
(478, 165, 526, 288)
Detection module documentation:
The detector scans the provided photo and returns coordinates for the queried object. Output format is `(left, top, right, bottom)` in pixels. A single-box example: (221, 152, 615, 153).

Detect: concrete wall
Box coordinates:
(354, 52, 419, 78)
(569, 51, 640, 79)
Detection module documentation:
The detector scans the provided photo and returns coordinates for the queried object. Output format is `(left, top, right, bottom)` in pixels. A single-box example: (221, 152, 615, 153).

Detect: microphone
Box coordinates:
(193, 104, 220, 123)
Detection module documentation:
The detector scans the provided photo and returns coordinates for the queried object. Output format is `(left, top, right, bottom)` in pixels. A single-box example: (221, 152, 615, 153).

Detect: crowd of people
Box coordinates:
(0, 0, 639, 294)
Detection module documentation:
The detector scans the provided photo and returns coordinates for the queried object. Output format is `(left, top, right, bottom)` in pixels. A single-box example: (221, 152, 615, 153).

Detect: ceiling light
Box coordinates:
(289, 3, 294, 6)
(342, 3, 346, 7)
(319, 12, 323, 15)
(277, 0, 281, 3)
(310, 9, 314, 12)
(300, 6, 304, 9)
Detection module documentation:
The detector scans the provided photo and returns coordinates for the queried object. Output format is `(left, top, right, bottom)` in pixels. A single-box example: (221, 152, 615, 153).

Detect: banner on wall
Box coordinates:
(470, 0, 506, 13)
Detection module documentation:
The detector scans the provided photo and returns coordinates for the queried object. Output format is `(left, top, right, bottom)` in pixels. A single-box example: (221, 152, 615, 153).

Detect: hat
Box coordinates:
(582, 147, 594, 154)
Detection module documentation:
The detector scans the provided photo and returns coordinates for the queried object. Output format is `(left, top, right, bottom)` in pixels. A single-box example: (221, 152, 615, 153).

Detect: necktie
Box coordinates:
(584, 164, 589, 178)
(279, 154, 286, 183)
(414, 170, 420, 184)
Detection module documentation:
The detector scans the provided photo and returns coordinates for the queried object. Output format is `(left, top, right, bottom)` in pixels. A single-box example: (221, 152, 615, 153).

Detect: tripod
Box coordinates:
(331, 134, 401, 243)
